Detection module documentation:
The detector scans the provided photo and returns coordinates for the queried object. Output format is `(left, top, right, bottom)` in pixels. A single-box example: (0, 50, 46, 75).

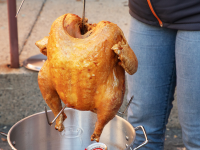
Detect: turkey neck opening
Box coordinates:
(63, 14, 96, 39)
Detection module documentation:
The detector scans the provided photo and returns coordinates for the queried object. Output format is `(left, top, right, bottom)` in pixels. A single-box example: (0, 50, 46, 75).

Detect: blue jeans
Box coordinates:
(127, 17, 200, 150)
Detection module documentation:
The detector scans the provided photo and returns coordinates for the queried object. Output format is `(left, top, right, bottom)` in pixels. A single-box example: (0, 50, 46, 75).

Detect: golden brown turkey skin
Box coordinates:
(36, 14, 138, 142)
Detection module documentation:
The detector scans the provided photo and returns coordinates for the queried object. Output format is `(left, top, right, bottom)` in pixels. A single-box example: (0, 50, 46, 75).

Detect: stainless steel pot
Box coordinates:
(1, 108, 148, 150)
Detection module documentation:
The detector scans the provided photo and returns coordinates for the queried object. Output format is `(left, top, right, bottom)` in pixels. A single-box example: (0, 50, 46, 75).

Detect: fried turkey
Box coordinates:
(35, 14, 138, 142)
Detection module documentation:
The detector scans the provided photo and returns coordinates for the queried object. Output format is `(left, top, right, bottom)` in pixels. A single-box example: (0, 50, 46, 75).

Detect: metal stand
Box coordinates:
(7, 0, 19, 68)
(23, 54, 47, 71)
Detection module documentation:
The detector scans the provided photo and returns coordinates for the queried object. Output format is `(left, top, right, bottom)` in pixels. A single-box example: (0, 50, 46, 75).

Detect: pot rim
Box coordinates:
(7, 108, 135, 150)
(7, 109, 52, 150)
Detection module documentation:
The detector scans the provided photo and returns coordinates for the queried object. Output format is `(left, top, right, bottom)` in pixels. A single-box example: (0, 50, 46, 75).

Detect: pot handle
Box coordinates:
(1, 131, 17, 150)
(132, 126, 148, 150)
(0, 131, 7, 137)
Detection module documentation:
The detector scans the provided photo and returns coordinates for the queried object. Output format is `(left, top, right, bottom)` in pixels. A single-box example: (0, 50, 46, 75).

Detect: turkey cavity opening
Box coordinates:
(63, 16, 96, 39)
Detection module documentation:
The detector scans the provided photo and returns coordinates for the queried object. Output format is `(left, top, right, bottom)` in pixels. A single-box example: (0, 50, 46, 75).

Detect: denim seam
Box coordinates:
(177, 36, 200, 42)
(163, 64, 176, 128)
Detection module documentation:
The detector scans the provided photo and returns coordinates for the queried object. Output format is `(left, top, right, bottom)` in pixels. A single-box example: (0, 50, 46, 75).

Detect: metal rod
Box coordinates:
(118, 96, 134, 115)
(15, 0, 26, 17)
(81, 0, 86, 34)
(133, 126, 148, 150)
(7, 0, 19, 68)
(0, 131, 7, 137)
(45, 105, 67, 126)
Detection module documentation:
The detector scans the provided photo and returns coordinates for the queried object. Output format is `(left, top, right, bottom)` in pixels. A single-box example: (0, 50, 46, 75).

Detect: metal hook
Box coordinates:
(15, 0, 26, 17)
(44, 96, 133, 125)
(45, 105, 67, 126)
(118, 96, 134, 115)
(81, 0, 86, 34)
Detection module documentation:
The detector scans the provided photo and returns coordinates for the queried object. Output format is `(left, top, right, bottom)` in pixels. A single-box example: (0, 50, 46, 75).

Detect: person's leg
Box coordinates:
(176, 31, 200, 150)
(127, 17, 177, 150)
